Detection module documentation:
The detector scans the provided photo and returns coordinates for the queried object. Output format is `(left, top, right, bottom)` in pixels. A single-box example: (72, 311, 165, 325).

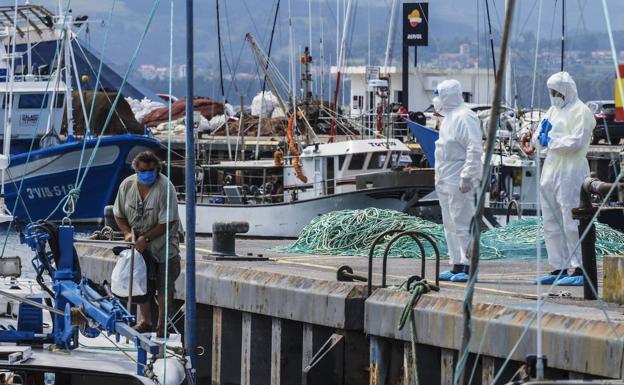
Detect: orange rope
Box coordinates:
(287, 113, 308, 183)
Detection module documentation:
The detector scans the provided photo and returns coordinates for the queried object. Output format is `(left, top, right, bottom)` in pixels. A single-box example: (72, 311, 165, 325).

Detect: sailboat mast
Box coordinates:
(329, 0, 354, 143)
(254, 0, 281, 160)
(184, 0, 197, 376)
(215, 0, 232, 160)
(504, 0, 512, 107)
(561, 0, 565, 71)
(383, 0, 398, 69)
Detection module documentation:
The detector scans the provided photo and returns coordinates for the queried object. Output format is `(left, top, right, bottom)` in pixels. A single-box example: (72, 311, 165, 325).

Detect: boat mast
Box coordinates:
(504, 0, 512, 107)
(383, 0, 398, 69)
(184, 0, 197, 378)
(457, 1, 516, 384)
(254, 0, 280, 160)
(61, 12, 75, 141)
(561, 0, 565, 71)
(215, 0, 232, 160)
(0, 2, 19, 218)
(329, 0, 354, 143)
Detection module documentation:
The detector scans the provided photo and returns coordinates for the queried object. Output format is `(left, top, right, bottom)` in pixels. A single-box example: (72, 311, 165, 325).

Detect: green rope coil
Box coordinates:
(278, 209, 624, 260)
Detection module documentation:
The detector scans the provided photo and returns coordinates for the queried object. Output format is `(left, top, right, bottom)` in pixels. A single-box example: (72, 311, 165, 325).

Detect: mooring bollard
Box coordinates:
(212, 222, 250, 256)
(573, 176, 624, 300)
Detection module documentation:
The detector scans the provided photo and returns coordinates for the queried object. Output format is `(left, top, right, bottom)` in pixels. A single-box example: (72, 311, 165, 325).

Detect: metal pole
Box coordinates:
(185, 0, 197, 376)
(383, 0, 398, 69)
(127, 229, 135, 323)
(561, 0, 565, 72)
(458, 1, 516, 384)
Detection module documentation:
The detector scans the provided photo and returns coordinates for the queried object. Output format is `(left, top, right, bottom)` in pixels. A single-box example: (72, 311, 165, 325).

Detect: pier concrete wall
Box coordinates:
(77, 245, 623, 385)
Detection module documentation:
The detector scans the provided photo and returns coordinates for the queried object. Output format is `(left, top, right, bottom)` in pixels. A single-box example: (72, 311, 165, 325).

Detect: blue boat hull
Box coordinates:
(4, 135, 161, 222)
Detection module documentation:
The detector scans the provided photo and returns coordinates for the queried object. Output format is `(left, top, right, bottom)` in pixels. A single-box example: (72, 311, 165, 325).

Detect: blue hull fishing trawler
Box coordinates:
(0, 5, 161, 222)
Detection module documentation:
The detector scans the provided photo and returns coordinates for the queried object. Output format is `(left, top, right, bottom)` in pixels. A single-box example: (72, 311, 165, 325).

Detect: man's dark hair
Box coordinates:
(132, 151, 161, 172)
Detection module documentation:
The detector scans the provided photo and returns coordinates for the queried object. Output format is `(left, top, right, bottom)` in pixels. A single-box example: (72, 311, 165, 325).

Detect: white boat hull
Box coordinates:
(179, 187, 419, 238)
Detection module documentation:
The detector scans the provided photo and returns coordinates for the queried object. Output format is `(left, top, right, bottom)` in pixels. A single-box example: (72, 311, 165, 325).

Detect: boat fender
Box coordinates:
(520, 131, 535, 155)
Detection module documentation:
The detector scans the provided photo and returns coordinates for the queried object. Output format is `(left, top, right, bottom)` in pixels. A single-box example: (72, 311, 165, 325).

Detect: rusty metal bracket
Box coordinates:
(302, 333, 344, 374)
(381, 231, 441, 289)
(367, 229, 405, 296)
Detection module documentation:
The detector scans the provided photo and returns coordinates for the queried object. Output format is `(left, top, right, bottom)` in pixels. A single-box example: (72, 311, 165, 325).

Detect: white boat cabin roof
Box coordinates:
(205, 159, 279, 169)
(0, 78, 66, 93)
(300, 138, 409, 158)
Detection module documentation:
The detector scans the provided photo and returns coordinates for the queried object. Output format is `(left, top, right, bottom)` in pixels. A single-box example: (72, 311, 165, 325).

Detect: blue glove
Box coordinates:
(538, 119, 552, 147)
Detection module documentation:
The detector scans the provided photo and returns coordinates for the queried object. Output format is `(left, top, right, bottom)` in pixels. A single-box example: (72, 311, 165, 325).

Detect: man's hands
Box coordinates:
(123, 231, 147, 252)
(135, 236, 148, 253)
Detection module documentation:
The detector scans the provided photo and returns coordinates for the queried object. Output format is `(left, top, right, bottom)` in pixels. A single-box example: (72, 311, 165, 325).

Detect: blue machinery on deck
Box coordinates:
(0, 222, 159, 377)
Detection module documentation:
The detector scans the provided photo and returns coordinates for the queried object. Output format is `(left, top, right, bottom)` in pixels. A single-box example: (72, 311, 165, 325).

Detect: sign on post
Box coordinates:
(365, 66, 380, 83)
(403, 2, 428, 47)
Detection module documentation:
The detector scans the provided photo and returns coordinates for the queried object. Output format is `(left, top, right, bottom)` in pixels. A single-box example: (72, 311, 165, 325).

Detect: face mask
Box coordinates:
(433, 97, 443, 113)
(137, 170, 157, 185)
(550, 95, 566, 108)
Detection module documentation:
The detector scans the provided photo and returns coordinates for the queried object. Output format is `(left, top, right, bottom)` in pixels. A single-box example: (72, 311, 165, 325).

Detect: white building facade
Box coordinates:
(331, 66, 496, 116)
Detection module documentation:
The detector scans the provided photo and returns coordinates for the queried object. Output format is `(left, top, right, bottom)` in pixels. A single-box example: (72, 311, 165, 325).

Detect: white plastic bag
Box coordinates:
(111, 249, 147, 297)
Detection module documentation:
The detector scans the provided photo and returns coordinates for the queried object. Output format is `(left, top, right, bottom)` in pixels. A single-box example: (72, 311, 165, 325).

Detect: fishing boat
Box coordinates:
(0, 5, 161, 222)
(179, 138, 434, 237)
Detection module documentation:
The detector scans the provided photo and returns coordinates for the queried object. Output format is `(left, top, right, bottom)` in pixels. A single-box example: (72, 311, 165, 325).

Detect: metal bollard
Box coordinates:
(573, 177, 624, 300)
(336, 265, 367, 282)
(212, 221, 250, 256)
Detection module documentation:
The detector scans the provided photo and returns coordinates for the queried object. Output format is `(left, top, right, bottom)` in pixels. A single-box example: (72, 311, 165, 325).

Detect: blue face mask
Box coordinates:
(137, 170, 157, 185)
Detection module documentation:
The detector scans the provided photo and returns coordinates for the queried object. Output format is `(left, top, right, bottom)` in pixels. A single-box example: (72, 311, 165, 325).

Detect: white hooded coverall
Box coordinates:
(433, 80, 484, 266)
(533, 72, 595, 270)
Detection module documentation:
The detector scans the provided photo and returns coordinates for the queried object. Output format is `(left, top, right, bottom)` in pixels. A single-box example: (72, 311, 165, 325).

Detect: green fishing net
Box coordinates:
(278, 209, 624, 260)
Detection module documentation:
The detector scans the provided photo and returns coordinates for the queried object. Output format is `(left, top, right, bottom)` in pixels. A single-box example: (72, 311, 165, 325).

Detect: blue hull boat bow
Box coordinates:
(4, 135, 161, 222)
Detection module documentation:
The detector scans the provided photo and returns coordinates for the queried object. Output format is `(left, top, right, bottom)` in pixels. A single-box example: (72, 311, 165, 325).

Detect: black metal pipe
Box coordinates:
(575, 177, 624, 299)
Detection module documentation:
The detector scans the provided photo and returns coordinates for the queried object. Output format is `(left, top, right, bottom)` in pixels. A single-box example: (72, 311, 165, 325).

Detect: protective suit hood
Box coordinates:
(434, 79, 464, 114)
(546, 71, 578, 107)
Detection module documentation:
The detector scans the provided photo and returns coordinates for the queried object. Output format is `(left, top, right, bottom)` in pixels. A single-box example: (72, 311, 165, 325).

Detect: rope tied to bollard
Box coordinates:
(395, 276, 439, 385)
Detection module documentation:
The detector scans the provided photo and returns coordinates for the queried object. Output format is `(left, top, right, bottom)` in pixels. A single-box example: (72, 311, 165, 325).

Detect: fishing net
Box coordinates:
(278, 209, 624, 260)
(278, 208, 447, 258)
(481, 217, 624, 260)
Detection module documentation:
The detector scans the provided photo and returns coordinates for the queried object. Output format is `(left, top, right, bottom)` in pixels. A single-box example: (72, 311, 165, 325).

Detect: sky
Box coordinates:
(32, 0, 624, 70)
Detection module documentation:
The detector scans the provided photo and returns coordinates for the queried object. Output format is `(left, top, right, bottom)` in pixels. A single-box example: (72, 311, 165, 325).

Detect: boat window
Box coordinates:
(338, 155, 346, 170)
(348, 153, 367, 170)
(390, 152, 400, 167)
(368, 152, 387, 169)
(18, 93, 48, 109)
(54, 93, 65, 108)
(1, 94, 13, 109)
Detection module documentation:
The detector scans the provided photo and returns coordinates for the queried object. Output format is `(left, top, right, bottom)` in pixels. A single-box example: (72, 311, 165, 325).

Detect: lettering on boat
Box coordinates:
(26, 184, 74, 200)
(19, 114, 39, 126)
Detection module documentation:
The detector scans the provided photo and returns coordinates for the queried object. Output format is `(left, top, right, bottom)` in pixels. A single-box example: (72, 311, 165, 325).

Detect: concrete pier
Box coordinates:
(77, 238, 624, 385)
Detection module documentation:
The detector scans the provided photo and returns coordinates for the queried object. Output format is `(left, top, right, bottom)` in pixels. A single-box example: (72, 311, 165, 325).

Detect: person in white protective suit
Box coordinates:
(532, 72, 595, 286)
(433, 80, 484, 282)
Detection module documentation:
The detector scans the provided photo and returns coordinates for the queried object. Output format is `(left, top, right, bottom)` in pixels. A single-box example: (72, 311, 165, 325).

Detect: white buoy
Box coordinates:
(152, 358, 186, 385)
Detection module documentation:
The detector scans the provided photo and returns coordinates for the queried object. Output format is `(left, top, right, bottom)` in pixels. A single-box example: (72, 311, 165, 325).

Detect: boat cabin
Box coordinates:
(0, 79, 66, 150)
(284, 138, 410, 201)
(191, 139, 411, 205)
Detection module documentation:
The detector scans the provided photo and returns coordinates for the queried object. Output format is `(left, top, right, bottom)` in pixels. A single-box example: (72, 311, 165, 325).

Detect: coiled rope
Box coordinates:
(395, 277, 438, 385)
